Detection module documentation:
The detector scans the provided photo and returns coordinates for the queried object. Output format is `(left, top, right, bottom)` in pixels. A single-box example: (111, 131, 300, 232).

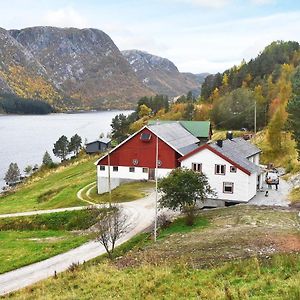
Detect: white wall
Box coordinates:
(97, 165, 172, 194)
(181, 148, 257, 202)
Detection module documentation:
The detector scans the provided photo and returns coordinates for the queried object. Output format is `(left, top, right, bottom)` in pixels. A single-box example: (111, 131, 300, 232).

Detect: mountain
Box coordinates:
(0, 26, 206, 112)
(0, 28, 62, 104)
(122, 50, 204, 97)
(8, 27, 155, 110)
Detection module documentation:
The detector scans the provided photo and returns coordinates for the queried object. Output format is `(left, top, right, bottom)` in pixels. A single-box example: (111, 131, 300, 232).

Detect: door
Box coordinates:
(149, 168, 155, 180)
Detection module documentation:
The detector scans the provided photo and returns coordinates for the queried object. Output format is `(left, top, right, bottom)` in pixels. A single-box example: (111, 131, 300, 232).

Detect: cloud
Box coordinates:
(43, 7, 89, 28)
(168, 0, 231, 8)
(250, 0, 275, 5)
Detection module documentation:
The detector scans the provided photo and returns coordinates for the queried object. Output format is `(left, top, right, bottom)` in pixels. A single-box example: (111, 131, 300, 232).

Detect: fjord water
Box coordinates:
(0, 111, 131, 190)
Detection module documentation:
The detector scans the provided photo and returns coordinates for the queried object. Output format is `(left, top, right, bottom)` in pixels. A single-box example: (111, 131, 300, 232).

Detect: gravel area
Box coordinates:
(248, 177, 291, 207)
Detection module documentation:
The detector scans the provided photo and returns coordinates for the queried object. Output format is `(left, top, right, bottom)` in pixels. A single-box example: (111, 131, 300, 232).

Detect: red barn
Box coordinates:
(96, 122, 199, 194)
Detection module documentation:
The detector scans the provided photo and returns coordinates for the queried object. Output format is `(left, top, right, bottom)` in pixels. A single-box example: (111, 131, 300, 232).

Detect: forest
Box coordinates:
(0, 93, 54, 115)
(111, 41, 300, 170)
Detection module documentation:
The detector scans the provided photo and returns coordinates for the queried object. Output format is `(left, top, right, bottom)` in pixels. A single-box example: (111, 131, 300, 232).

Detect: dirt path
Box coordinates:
(0, 191, 156, 296)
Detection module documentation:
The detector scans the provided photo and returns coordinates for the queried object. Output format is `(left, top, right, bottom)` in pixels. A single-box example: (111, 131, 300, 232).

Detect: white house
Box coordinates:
(179, 138, 262, 206)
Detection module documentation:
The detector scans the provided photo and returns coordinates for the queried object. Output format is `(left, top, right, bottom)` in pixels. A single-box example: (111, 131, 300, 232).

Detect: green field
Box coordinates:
(6, 206, 300, 299)
(0, 209, 105, 274)
(86, 181, 155, 204)
(0, 155, 98, 214)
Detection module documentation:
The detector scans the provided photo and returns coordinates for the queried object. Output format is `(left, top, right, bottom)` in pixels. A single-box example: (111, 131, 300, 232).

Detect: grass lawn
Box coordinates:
(6, 206, 300, 299)
(0, 209, 105, 274)
(0, 154, 98, 214)
(0, 230, 90, 274)
(87, 181, 155, 204)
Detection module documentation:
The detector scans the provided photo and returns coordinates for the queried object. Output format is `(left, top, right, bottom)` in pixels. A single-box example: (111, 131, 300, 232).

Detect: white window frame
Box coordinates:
(129, 167, 135, 173)
(113, 166, 118, 172)
(192, 163, 202, 173)
(223, 182, 234, 194)
(100, 165, 105, 171)
(215, 164, 226, 175)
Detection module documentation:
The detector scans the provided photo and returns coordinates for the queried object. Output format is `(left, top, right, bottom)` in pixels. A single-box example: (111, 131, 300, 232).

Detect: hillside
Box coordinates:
(122, 50, 204, 97)
(7, 205, 300, 299)
(0, 26, 208, 112)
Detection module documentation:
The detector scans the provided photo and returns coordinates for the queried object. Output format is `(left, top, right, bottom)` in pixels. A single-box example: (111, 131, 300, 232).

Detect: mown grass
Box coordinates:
(6, 205, 299, 299)
(88, 181, 155, 204)
(0, 154, 98, 214)
(0, 209, 105, 274)
(0, 230, 89, 274)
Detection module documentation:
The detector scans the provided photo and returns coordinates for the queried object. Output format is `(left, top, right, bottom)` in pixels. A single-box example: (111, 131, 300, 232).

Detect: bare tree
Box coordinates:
(95, 207, 128, 259)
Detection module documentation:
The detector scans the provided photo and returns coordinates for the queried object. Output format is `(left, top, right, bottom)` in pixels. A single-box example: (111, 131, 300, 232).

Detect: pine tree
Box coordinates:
(53, 135, 69, 161)
(42, 151, 54, 167)
(69, 134, 82, 156)
(4, 163, 20, 184)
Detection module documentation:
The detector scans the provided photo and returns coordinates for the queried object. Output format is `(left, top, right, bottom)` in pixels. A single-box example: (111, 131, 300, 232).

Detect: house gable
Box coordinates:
(97, 127, 182, 169)
(179, 144, 251, 176)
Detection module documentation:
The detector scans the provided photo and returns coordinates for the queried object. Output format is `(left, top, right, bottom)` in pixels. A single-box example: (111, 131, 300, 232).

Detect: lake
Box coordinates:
(0, 111, 131, 190)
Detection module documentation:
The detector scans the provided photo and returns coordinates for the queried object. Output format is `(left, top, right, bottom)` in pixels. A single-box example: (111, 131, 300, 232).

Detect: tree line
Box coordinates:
(0, 93, 54, 115)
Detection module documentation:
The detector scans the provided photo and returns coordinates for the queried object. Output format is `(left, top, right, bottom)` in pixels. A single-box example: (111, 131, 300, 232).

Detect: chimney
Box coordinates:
(217, 140, 223, 147)
(226, 131, 233, 140)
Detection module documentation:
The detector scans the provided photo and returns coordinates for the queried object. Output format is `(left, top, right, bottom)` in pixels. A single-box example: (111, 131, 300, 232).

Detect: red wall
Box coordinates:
(98, 128, 181, 169)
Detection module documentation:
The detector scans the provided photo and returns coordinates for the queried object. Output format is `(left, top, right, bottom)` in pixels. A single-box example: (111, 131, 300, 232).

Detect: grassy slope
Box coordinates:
(0, 155, 98, 214)
(87, 181, 155, 203)
(0, 209, 105, 274)
(7, 206, 300, 299)
(0, 230, 89, 274)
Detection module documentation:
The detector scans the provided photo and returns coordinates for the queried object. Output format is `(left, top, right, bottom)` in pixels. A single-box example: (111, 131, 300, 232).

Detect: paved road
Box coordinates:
(0, 192, 156, 296)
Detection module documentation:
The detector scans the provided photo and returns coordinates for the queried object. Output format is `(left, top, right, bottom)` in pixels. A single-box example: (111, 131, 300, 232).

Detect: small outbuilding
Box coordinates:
(85, 137, 111, 154)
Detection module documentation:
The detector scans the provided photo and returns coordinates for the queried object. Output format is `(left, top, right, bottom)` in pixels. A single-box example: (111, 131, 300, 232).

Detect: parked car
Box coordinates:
(265, 170, 279, 185)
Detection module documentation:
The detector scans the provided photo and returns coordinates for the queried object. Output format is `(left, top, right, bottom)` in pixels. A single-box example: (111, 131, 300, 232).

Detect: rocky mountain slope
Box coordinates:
(0, 26, 206, 111)
(122, 50, 205, 97)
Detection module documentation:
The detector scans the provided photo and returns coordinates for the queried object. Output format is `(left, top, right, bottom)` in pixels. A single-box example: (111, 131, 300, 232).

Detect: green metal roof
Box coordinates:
(148, 120, 211, 138)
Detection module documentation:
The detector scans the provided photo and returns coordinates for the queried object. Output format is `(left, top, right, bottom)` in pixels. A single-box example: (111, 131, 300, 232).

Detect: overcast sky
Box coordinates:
(1, 0, 300, 73)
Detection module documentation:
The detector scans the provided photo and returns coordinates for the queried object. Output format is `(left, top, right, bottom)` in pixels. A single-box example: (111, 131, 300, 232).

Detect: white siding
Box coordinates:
(97, 165, 172, 194)
(181, 148, 257, 202)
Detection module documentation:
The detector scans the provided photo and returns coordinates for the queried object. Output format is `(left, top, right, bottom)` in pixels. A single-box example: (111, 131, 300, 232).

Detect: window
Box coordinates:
(113, 166, 118, 172)
(223, 182, 234, 194)
(100, 165, 105, 171)
(230, 166, 237, 173)
(192, 163, 202, 173)
(140, 133, 152, 142)
(142, 168, 148, 173)
(215, 164, 226, 175)
(129, 167, 135, 173)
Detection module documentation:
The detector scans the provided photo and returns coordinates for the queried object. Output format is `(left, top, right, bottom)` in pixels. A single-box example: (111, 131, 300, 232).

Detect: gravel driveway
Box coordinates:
(0, 191, 156, 296)
(248, 177, 291, 207)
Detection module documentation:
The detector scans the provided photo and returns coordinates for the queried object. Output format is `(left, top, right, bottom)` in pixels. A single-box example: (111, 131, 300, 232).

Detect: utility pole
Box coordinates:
(254, 100, 257, 134)
(108, 151, 112, 208)
(154, 122, 159, 242)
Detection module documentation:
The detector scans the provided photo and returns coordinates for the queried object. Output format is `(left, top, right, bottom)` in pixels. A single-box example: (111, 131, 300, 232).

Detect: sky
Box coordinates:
(1, 0, 300, 73)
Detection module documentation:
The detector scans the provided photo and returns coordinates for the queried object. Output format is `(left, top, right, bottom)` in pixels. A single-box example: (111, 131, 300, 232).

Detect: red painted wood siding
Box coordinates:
(98, 128, 181, 169)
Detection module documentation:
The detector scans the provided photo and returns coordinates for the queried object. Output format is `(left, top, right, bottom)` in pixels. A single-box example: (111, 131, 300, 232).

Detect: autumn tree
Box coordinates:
(138, 104, 152, 118)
